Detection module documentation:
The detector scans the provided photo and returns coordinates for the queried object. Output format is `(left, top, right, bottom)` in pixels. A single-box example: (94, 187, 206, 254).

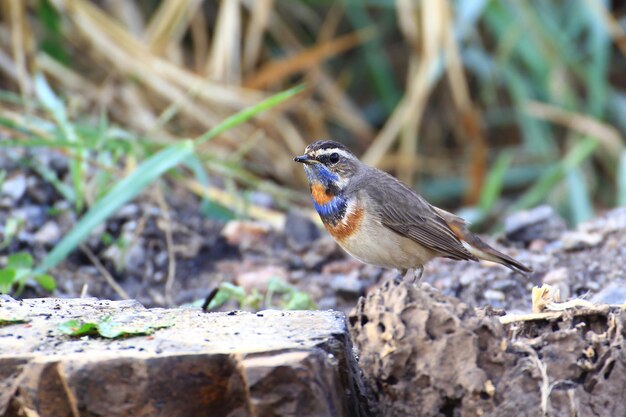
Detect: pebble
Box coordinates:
(284, 210, 320, 249)
(101, 239, 146, 273)
(591, 281, 626, 305)
(154, 251, 168, 267)
(221, 220, 271, 250)
(1, 174, 27, 201)
(302, 238, 339, 269)
(561, 231, 603, 251)
(542, 267, 570, 300)
(25, 175, 55, 204)
(579, 207, 626, 235)
(32, 150, 68, 174)
(490, 279, 517, 291)
(33, 221, 62, 245)
(459, 268, 482, 286)
(484, 289, 505, 301)
(504, 205, 567, 243)
(236, 265, 289, 292)
(329, 271, 364, 296)
(124, 242, 147, 274)
(13, 205, 47, 229)
(321, 259, 360, 275)
(115, 204, 140, 219)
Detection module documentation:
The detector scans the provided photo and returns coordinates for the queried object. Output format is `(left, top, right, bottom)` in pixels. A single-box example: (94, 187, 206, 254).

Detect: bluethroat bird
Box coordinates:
(294, 140, 532, 281)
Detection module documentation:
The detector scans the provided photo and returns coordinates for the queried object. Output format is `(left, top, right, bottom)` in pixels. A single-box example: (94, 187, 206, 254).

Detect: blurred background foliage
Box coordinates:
(1, 0, 626, 230)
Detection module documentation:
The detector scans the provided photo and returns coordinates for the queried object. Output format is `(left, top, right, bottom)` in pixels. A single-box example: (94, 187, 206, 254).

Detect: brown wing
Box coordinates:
(360, 169, 477, 262)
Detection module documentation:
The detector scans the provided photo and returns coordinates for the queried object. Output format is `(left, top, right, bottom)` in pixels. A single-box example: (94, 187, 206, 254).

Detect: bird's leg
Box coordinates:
(409, 265, 424, 284)
(394, 269, 408, 284)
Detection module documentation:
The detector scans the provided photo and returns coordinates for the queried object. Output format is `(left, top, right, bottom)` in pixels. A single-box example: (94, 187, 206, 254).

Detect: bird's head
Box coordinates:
(294, 140, 361, 193)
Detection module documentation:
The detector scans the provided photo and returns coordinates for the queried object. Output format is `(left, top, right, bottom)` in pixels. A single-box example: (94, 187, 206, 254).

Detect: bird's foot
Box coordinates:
(391, 269, 408, 285)
(406, 266, 424, 284)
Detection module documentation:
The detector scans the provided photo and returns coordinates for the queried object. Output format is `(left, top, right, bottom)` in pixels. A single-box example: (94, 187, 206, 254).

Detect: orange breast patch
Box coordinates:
(311, 183, 333, 205)
(325, 206, 364, 242)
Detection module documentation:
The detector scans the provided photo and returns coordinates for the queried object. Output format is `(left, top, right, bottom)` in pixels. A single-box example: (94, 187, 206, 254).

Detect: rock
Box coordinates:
(33, 221, 62, 245)
(221, 220, 272, 251)
(578, 207, 626, 235)
(329, 271, 364, 296)
(302, 237, 341, 269)
(13, 205, 47, 229)
(32, 149, 68, 174)
(542, 267, 570, 300)
(285, 210, 320, 249)
(101, 238, 146, 273)
(26, 175, 58, 204)
(0, 297, 369, 417)
(236, 265, 289, 292)
(484, 289, 505, 301)
(504, 205, 567, 244)
(321, 259, 361, 275)
(561, 231, 603, 250)
(114, 203, 140, 219)
(459, 267, 481, 286)
(591, 281, 626, 304)
(0, 174, 27, 201)
(349, 281, 626, 417)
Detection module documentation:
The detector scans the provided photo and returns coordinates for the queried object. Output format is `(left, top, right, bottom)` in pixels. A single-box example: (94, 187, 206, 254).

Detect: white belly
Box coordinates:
(337, 210, 436, 270)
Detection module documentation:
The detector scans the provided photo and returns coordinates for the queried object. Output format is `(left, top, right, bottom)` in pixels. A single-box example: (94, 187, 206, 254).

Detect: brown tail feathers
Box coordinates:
(460, 231, 532, 276)
(434, 207, 532, 275)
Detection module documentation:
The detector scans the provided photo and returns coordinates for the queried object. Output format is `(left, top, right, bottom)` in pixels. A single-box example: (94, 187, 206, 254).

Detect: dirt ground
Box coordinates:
(3, 149, 625, 314)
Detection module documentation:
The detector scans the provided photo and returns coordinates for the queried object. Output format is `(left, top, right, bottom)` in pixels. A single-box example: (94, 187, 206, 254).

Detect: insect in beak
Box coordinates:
(294, 155, 317, 165)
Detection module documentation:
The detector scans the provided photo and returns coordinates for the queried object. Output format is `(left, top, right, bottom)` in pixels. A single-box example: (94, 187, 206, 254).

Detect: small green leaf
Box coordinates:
(96, 320, 167, 339)
(7, 252, 33, 269)
(57, 319, 99, 336)
(95, 320, 126, 338)
(207, 282, 247, 310)
(282, 292, 316, 310)
(0, 317, 29, 326)
(0, 269, 17, 293)
(267, 277, 292, 294)
(58, 317, 170, 339)
(35, 274, 57, 291)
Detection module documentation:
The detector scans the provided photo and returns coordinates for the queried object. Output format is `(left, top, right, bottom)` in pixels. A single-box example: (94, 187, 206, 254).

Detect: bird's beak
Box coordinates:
(294, 154, 316, 165)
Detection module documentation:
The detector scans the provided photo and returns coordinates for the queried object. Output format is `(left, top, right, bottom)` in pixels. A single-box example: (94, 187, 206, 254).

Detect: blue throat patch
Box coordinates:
(303, 164, 346, 224)
(313, 195, 347, 224)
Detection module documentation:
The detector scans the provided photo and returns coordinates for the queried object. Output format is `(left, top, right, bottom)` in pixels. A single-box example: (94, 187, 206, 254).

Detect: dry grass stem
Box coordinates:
(525, 101, 625, 156)
(80, 244, 130, 300)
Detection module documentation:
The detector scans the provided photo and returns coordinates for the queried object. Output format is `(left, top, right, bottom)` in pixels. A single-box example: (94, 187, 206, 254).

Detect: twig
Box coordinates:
(201, 287, 220, 312)
(80, 244, 130, 300)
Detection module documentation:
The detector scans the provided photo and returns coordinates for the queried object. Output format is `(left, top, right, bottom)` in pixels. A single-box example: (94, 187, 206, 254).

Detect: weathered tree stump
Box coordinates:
(0, 297, 369, 417)
(349, 281, 626, 417)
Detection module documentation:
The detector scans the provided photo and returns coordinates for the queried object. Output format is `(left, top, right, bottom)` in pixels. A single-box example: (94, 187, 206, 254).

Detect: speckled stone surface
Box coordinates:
(0, 297, 369, 417)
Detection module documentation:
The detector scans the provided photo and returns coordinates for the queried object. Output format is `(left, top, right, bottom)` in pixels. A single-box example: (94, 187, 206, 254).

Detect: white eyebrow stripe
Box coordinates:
(313, 148, 356, 160)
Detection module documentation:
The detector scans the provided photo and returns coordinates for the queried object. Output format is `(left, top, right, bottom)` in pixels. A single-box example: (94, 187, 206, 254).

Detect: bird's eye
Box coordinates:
(329, 152, 340, 164)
